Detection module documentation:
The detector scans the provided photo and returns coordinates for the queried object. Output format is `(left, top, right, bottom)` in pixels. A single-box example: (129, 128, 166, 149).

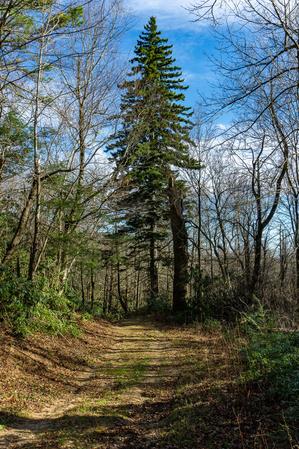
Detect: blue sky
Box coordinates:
(121, 0, 219, 110)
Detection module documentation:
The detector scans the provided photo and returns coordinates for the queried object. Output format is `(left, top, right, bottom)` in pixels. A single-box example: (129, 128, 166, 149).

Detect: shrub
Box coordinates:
(201, 318, 223, 333)
(189, 275, 248, 323)
(30, 302, 80, 337)
(0, 268, 79, 337)
(242, 330, 299, 401)
(102, 307, 127, 322)
(239, 301, 277, 334)
(149, 294, 172, 314)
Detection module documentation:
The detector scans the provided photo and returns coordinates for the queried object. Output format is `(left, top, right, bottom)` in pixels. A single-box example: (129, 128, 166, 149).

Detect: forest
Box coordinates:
(0, 0, 298, 448)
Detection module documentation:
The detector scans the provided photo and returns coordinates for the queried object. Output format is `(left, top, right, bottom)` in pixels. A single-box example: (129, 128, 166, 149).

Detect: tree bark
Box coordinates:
(91, 268, 95, 311)
(135, 267, 140, 310)
(196, 177, 203, 315)
(149, 222, 159, 305)
(28, 36, 43, 281)
(117, 259, 128, 313)
(2, 180, 37, 264)
(80, 263, 85, 309)
(168, 175, 188, 313)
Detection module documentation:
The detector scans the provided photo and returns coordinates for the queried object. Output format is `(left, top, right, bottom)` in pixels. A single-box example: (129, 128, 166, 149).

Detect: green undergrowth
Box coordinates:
(240, 308, 299, 446)
(0, 268, 80, 337)
(242, 330, 299, 400)
(162, 310, 299, 448)
(101, 309, 127, 322)
(240, 307, 299, 401)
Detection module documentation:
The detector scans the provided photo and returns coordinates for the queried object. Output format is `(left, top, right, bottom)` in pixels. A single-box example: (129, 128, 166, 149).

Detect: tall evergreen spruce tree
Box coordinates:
(109, 17, 194, 312)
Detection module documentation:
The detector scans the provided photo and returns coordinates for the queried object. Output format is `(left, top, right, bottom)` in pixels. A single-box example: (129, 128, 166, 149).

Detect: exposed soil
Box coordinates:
(0, 318, 298, 449)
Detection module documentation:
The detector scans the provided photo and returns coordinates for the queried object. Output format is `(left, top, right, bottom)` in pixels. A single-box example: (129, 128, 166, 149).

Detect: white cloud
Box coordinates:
(126, 0, 253, 27)
(126, 0, 196, 30)
(127, 0, 192, 13)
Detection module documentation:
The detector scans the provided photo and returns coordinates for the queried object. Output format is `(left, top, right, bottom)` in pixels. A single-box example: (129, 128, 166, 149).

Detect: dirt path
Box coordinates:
(0, 318, 212, 449)
(1, 318, 293, 449)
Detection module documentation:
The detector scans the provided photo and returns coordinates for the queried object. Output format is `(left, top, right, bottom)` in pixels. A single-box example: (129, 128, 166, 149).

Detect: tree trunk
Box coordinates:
(28, 32, 44, 281)
(135, 268, 140, 310)
(294, 197, 299, 303)
(81, 264, 85, 309)
(243, 232, 251, 289)
(2, 180, 37, 264)
(117, 260, 128, 313)
(91, 268, 95, 311)
(168, 176, 188, 313)
(28, 159, 41, 280)
(250, 228, 262, 298)
(296, 241, 299, 303)
(279, 227, 287, 289)
(149, 222, 159, 304)
(108, 264, 113, 313)
(103, 265, 108, 314)
(196, 178, 203, 315)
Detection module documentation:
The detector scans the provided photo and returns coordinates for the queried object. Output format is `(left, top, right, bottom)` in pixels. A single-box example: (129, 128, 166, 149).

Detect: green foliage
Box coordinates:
(30, 302, 80, 336)
(81, 311, 94, 321)
(242, 330, 299, 400)
(0, 110, 31, 177)
(239, 301, 276, 334)
(29, 0, 55, 9)
(189, 276, 232, 321)
(0, 268, 79, 337)
(102, 309, 126, 322)
(49, 6, 83, 28)
(0, 268, 39, 310)
(201, 318, 223, 333)
(110, 15, 193, 179)
(240, 306, 299, 402)
(148, 294, 171, 313)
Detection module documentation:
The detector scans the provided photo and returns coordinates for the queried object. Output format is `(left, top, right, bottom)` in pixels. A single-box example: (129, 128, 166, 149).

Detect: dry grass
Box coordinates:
(0, 318, 115, 414)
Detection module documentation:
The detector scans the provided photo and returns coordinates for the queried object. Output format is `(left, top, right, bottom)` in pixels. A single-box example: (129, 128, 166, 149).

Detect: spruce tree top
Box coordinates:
(110, 16, 195, 172)
(131, 16, 187, 100)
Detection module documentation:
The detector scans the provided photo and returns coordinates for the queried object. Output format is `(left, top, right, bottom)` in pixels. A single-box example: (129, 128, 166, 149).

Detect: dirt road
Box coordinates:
(0, 319, 213, 449)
